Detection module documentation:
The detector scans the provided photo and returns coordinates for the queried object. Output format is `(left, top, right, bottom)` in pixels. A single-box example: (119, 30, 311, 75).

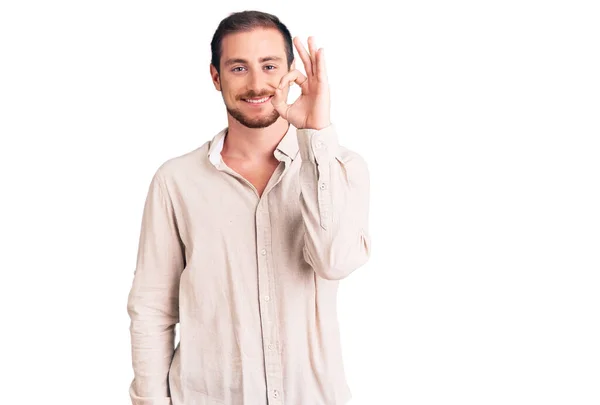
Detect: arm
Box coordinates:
(126, 168, 184, 405)
(270, 37, 371, 279)
(297, 123, 371, 280)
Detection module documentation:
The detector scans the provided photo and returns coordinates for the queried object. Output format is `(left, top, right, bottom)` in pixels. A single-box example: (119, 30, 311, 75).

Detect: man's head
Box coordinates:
(210, 10, 295, 128)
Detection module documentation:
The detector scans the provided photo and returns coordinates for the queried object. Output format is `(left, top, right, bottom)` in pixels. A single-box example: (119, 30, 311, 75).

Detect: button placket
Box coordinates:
(256, 197, 284, 404)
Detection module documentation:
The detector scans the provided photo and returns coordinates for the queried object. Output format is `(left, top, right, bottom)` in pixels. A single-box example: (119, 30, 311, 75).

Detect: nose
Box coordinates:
(247, 68, 267, 95)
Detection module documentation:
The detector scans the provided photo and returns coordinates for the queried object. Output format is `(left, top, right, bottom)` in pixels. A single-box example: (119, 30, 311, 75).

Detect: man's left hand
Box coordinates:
(271, 36, 331, 131)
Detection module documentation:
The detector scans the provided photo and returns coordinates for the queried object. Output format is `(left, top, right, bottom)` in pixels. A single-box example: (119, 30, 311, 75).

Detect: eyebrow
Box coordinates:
(223, 56, 283, 66)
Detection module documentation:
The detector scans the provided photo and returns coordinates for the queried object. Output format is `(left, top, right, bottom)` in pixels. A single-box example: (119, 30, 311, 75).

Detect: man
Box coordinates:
(127, 10, 371, 405)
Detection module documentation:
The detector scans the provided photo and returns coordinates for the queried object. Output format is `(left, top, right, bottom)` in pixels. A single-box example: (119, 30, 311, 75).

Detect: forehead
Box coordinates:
(220, 28, 286, 62)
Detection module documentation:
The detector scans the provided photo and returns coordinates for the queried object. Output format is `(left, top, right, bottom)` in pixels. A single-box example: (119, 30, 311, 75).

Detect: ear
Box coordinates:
(210, 64, 221, 91)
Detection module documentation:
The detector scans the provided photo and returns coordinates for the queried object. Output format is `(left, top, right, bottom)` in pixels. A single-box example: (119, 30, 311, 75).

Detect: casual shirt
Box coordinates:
(127, 122, 372, 405)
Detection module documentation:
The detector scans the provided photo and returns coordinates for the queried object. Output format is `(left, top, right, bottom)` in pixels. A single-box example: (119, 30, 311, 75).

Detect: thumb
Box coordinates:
(270, 83, 291, 119)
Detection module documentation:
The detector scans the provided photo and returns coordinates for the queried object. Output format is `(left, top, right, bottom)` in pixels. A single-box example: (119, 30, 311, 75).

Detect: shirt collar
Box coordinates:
(207, 123, 299, 167)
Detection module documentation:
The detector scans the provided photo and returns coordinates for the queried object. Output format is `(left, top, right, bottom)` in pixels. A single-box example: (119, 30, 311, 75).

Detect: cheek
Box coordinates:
(224, 88, 240, 103)
(221, 79, 240, 99)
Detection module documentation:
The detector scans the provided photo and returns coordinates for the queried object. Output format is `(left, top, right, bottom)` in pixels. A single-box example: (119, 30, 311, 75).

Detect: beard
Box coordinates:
(226, 102, 280, 128)
(224, 88, 282, 128)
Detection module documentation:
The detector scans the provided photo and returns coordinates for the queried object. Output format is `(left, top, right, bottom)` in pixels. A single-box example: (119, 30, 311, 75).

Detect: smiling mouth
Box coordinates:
(242, 96, 272, 105)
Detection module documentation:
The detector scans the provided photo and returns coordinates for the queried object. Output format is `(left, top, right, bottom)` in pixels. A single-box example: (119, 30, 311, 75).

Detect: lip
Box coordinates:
(242, 95, 273, 107)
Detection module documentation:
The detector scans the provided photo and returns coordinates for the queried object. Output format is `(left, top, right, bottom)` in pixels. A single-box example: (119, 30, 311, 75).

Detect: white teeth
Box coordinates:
(244, 96, 269, 104)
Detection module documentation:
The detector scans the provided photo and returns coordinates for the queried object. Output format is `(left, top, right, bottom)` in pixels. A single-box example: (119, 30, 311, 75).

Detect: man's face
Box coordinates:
(211, 28, 292, 129)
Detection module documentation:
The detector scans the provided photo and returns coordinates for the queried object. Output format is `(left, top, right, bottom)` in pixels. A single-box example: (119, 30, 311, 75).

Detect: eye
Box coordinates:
(232, 66, 246, 72)
(264, 65, 276, 70)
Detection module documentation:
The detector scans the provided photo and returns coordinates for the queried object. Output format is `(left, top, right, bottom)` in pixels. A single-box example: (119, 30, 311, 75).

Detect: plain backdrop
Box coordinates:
(1, 1, 599, 404)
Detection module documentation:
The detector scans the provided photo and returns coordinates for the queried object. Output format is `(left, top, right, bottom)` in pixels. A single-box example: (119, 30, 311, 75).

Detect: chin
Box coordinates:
(227, 105, 280, 129)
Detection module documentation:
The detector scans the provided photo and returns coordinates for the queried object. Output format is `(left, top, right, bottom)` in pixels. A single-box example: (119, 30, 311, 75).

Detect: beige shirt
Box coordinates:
(127, 122, 372, 405)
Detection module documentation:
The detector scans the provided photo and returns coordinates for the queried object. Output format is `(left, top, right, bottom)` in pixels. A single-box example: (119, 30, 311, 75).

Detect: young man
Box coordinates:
(127, 10, 371, 405)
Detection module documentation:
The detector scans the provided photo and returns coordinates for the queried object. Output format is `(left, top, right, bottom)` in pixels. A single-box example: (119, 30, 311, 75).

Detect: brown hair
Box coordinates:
(210, 10, 294, 75)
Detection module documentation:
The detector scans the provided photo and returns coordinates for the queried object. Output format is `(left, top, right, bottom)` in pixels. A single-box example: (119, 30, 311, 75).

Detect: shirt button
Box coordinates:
(268, 344, 274, 350)
(264, 295, 270, 302)
(319, 183, 327, 190)
(260, 248, 267, 255)
(315, 141, 323, 149)
(273, 390, 279, 398)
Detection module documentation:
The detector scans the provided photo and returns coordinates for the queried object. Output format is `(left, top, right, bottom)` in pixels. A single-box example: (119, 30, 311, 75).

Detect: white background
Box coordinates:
(1, 1, 599, 404)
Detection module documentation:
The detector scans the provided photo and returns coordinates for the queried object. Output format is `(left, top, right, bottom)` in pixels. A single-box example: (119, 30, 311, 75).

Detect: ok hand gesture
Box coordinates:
(271, 36, 331, 130)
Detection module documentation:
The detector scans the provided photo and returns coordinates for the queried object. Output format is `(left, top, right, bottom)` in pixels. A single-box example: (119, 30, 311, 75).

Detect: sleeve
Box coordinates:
(296, 123, 372, 280)
(126, 168, 185, 405)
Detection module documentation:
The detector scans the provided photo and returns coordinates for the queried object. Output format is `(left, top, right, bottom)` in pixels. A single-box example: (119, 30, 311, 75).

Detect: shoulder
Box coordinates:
(150, 140, 211, 194)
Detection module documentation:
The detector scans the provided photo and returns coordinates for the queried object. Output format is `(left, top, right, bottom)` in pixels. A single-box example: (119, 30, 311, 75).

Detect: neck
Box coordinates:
(222, 115, 290, 162)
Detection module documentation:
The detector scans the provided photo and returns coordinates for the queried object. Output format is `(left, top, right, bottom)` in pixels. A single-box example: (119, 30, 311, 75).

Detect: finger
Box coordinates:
(277, 68, 308, 91)
(271, 83, 292, 120)
(307, 36, 318, 75)
(316, 48, 328, 84)
(293, 36, 313, 77)
(271, 69, 308, 117)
